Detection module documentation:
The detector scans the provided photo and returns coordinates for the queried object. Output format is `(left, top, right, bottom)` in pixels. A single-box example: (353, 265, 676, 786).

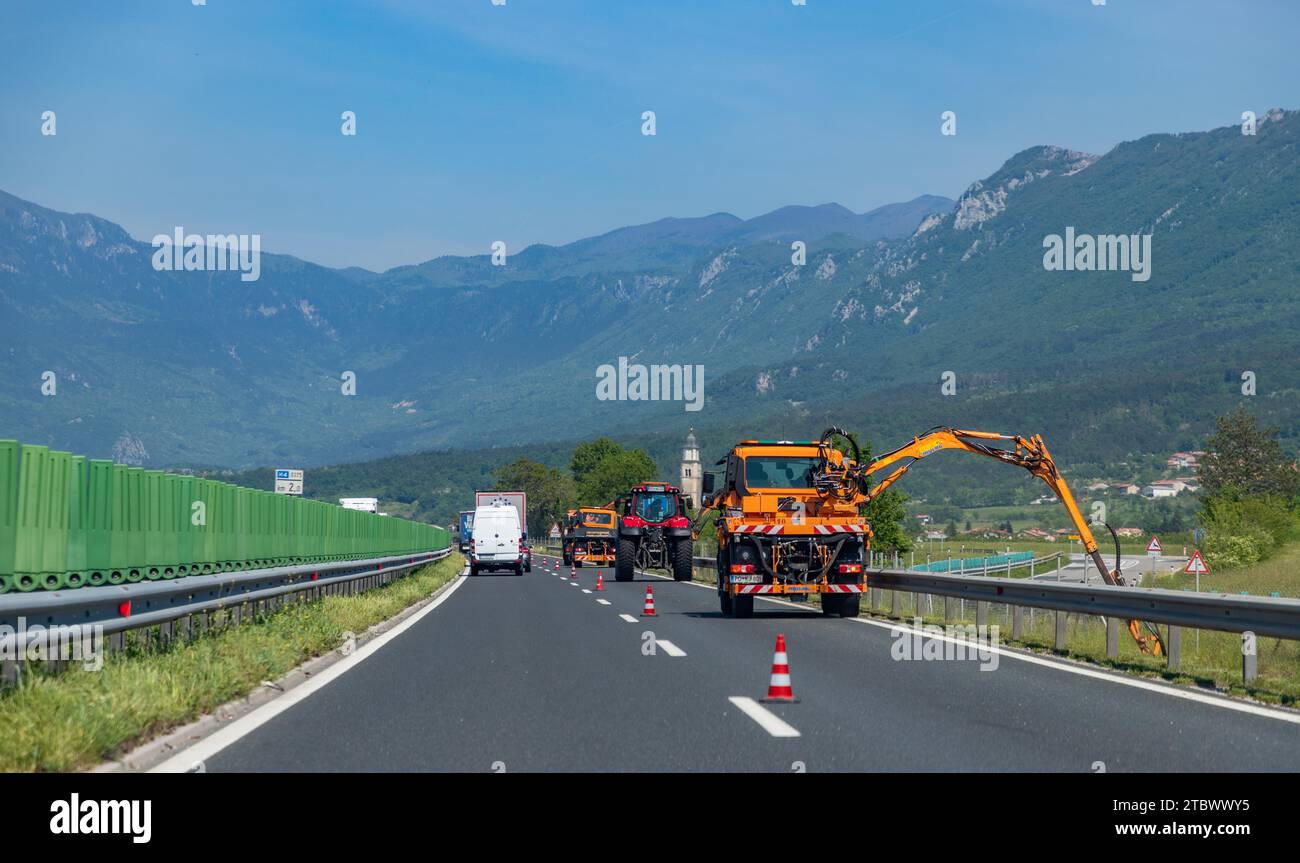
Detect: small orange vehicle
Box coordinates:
(562, 507, 618, 568)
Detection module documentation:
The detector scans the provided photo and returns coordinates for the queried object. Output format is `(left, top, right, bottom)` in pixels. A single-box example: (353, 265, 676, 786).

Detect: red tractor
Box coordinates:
(613, 482, 694, 583)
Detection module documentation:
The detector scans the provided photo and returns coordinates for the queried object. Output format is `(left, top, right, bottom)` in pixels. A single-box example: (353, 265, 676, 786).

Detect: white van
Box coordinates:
(470, 502, 525, 575)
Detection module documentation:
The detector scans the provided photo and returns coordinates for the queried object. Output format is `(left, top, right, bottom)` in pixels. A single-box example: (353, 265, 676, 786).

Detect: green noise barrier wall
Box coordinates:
(0, 440, 449, 593)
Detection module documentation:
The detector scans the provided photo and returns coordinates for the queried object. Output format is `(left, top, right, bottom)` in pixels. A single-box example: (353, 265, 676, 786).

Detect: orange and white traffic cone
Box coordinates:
(595, 574, 604, 591)
(641, 584, 656, 616)
(761, 633, 798, 703)
(570, 565, 577, 580)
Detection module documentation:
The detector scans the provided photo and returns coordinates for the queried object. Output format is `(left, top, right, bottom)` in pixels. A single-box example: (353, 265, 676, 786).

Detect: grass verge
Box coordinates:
(0, 552, 463, 772)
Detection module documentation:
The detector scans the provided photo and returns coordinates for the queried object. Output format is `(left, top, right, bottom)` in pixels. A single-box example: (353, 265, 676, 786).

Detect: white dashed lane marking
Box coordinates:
(728, 696, 800, 738)
(656, 639, 686, 657)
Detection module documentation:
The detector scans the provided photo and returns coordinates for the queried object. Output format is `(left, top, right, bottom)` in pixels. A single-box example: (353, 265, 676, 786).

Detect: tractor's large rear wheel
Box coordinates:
(671, 539, 693, 582)
(615, 538, 636, 582)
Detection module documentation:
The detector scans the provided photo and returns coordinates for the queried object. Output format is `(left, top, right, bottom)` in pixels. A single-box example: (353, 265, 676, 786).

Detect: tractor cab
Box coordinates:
(614, 483, 693, 582)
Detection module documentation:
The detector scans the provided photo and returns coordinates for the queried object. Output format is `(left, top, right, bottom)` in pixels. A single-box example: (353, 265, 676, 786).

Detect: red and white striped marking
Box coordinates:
(731, 523, 866, 535)
(734, 583, 862, 594)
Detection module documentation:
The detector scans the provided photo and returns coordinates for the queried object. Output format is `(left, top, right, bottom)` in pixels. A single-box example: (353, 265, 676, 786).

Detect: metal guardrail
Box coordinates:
(0, 548, 452, 682)
(864, 567, 1300, 640)
(687, 555, 1300, 682)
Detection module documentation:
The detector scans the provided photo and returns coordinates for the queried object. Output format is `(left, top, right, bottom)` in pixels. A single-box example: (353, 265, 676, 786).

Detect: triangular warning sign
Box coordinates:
(1146, 536, 1163, 554)
(1184, 550, 1210, 574)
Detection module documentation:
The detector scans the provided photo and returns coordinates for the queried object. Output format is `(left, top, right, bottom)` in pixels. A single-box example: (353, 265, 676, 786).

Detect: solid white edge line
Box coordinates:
(150, 574, 471, 772)
(728, 696, 800, 738)
(645, 567, 1300, 726)
(656, 639, 687, 657)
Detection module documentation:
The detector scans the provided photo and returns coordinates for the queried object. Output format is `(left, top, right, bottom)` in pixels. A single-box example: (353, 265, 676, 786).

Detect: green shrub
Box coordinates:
(1198, 493, 1299, 569)
(1201, 528, 1272, 570)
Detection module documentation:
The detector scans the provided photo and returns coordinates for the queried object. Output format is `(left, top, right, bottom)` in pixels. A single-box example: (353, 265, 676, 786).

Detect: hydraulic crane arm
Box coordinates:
(860, 428, 1164, 656)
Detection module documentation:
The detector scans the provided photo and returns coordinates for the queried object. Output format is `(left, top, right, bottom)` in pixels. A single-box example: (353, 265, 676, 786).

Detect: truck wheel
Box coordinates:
(733, 594, 754, 619)
(671, 539, 693, 581)
(717, 548, 732, 614)
(575, 560, 583, 568)
(470, 563, 479, 577)
(615, 538, 636, 582)
(823, 593, 860, 618)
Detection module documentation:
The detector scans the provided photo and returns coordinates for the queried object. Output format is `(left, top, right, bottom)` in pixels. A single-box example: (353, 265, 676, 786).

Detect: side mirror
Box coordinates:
(702, 472, 715, 494)
(682, 495, 694, 511)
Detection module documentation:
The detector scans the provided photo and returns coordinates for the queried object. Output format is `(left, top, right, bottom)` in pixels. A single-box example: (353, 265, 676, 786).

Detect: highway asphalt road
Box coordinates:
(1035, 553, 1189, 584)
(200, 553, 1300, 772)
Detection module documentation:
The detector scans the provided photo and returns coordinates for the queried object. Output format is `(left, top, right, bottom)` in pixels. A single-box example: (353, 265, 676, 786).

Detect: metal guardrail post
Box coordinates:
(1242, 632, 1257, 684)
(1055, 611, 1067, 651)
(1012, 605, 1023, 640)
(890, 590, 899, 616)
(976, 601, 988, 629)
(1167, 626, 1181, 671)
(1106, 617, 1119, 658)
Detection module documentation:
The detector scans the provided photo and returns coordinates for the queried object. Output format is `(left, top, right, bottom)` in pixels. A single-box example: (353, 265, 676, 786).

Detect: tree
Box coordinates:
(863, 487, 912, 552)
(578, 449, 659, 506)
(570, 438, 623, 486)
(495, 458, 575, 539)
(1199, 406, 1300, 501)
(841, 430, 912, 552)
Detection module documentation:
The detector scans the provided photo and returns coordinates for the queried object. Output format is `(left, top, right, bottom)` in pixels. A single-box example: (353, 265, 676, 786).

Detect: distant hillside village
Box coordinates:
(912, 450, 1204, 542)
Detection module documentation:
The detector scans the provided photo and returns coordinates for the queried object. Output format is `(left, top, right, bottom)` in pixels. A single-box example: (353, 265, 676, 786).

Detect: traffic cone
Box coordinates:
(570, 565, 577, 580)
(595, 574, 604, 591)
(641, 584, 656, 616)
(761, 633, 798, 703)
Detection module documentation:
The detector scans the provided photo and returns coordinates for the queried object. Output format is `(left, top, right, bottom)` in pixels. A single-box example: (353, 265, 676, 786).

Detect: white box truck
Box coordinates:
(475, 491, 527, 539)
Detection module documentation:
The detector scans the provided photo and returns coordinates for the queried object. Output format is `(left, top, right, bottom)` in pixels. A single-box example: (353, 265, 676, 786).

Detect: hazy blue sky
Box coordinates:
(2, 0, 1297, 270)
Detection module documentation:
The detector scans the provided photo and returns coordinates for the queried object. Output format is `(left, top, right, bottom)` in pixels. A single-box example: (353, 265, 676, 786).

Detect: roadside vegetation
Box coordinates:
(0, 553, 463, 773)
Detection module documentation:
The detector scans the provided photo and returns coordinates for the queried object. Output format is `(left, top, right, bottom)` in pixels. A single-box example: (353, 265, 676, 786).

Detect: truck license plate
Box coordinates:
(731, 572, 762, 584)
